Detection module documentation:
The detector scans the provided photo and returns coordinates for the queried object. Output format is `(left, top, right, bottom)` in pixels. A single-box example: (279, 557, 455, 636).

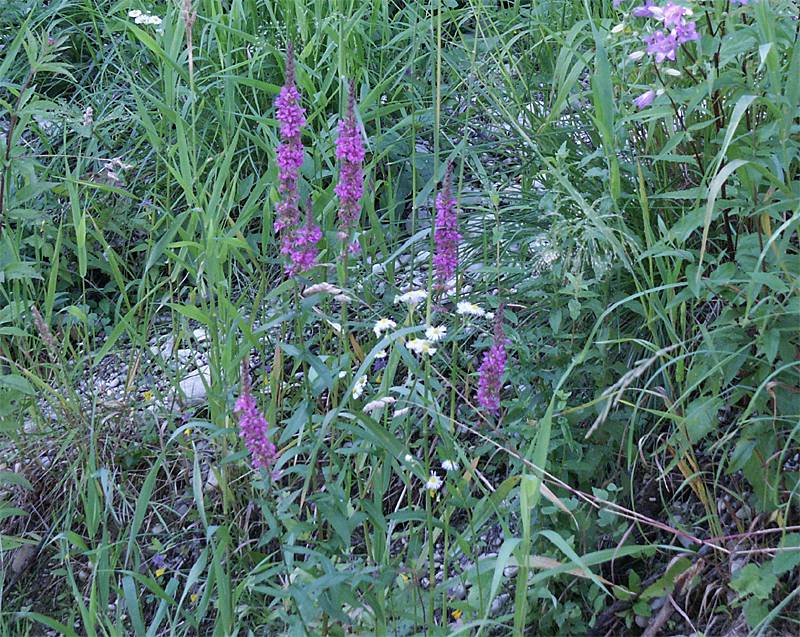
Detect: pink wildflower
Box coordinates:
(476, 308, 507, 415)
(334, 80, 365, 254)
(235, 358, 277, 470)
(433, 163, 460, 288)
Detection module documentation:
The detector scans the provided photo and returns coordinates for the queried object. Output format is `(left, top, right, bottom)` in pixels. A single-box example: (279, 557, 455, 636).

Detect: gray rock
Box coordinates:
(176, 364, 211, 406)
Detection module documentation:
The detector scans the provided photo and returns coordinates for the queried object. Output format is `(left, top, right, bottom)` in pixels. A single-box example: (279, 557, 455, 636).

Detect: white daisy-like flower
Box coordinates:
(128, 9, 142, 17)
(425, 325, 447, 342)
(373, 318, 397, 337)
(424, 473, 443, 491)
(394, 407, 410, 418)
(363, 396, 396, 413)
(405, 338, 436, 355)
(456, 301, 486, 317)
(352, 375, 368, 399)
(404, 453, 414, 462)
(303, 282, 342, 296)
(146, 15, 162, 25)
(395, 290, 427, 306)
(441, 459, 459, 472)
(375, 349, 387, 359)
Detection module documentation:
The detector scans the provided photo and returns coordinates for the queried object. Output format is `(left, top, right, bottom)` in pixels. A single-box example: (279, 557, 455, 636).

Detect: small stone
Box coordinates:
(107, 377, 120, 389)
(449, 583, 467, 600)
(11, 544, 36, 575)
(205, 468, 219, 491)
(192, 328, 208, 343)
(503, 565, 518, 578)
(23, 420, 37, 434)
(176, 364, 210, 406)
(490, 593, 509, 616)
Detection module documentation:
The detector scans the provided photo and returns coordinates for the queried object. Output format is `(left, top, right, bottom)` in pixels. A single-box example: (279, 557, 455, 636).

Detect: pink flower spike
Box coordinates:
(433, 162, 461, 288)
(334, 80, 365, 251)
(235, 358, 278, 471)
(274, 42, 316, 276)
(476, 307, 508, 416)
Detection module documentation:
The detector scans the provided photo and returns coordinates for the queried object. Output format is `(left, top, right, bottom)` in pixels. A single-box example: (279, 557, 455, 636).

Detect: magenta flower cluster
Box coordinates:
(433, 163, 461, 287)
(274, 43, 321, 275)
(476, 310, 507, 415)
(334, 82, 365, 255)
(235, 360, 277, 471)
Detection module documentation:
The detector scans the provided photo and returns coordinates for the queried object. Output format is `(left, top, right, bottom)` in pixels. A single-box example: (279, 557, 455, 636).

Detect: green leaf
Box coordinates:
(683, 395, 722, 444)
(0, 374, 35, 396)
(731, 563, 777, 600)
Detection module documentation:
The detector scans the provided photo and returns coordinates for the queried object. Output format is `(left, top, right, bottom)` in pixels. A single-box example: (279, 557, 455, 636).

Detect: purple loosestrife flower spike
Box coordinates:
(433, 163, 461, 288)
(287, 198, 322, 274)
(235, 358, 277, 471)
(334, 80, 365, 254)
(274, 42, 310, 274)
(476, 307, 507, 416)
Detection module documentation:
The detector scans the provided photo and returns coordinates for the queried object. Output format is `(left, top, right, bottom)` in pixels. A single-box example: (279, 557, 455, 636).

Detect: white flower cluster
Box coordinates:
(373, 318, 396, 337)
(456, 301, 493, 318)
(128, 9, 162, 26)
(352, 375, 367, 399)
(405, 338, 436, 356)
(395, 289, 427, 306)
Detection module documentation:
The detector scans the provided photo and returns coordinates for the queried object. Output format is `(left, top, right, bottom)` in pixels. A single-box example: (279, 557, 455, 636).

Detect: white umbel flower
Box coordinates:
(405, 338, 436, 355)
(352, 375, 368, 399)
(425, 325, 447, 342)
(424, 473, 443, 491)
(373, 318, 397, 337)
(456, 301, 486, 317)
(128, 9, 142, 17)
(395, 290, 427, 306)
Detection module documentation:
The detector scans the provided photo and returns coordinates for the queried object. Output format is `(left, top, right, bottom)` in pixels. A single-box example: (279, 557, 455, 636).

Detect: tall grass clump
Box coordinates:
(0, 0, 798, 635)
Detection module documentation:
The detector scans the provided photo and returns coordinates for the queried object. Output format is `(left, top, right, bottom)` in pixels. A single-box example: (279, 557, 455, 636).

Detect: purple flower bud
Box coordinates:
(433, 163, 461, 287)
(633, 89, 657, 109)
(631, 0, 658, 18)
(235, 358, 277, 471)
